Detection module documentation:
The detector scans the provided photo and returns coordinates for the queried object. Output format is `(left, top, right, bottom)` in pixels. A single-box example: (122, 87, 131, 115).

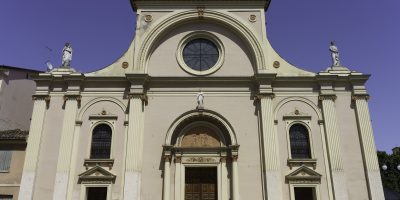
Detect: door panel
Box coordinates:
(185, 167, 217, 200)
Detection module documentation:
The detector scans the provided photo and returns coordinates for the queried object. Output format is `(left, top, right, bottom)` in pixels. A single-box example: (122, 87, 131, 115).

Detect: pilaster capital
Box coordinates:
(174, 156, 182, 163)
(229, 145, 240, 160)
(220, 156, 227, 162)
(352, 94, 370, 101)
(163, 155, 172, 162)
(232, 155, 239, 162)
(32, 94, 51, 102)
(128, 94, 148, 103)
(254, 93, 275, 101)
(63, 94, 82, 101)
(318, 94, 337, 101)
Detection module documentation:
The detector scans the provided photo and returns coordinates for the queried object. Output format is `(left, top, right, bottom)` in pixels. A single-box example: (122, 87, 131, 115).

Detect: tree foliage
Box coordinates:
(377, 151, 400, 192)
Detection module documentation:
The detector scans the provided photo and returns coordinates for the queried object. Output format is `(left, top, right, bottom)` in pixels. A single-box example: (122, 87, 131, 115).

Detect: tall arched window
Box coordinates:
(289, 124, 311, 159)
(90, 124, 112, 159)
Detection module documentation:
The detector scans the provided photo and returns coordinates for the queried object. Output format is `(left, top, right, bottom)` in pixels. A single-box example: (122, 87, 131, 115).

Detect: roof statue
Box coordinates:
(329, 41, 340, 67)
(62, 42, 73, 67)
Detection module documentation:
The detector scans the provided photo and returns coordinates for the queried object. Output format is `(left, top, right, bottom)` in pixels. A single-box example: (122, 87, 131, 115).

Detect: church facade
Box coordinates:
(18, 0, 384, 199)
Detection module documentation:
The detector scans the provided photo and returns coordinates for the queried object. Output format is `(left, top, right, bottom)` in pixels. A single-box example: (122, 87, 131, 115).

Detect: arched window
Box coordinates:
(90, 124, 112, 159)
(289, 124, 311, 159)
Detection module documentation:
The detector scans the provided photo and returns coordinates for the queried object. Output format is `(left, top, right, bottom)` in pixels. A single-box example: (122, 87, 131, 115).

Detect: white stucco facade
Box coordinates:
(19, 1, 384, 199)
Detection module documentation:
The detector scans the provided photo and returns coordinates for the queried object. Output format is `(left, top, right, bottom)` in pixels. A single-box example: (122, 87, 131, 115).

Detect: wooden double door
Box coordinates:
(185, 167, 217, 200)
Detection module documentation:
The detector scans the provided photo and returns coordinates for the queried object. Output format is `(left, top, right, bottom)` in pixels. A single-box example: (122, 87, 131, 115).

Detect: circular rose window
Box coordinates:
(183, 39, 219, 71)
(177, 32, 224, 75)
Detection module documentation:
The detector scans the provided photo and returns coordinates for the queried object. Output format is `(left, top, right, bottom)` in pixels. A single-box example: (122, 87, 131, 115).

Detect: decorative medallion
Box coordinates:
(249, 14, 257, 23)
(273, 61, 280, 68)
(144, 15, 153, 22)
(122, 61, 129, 69)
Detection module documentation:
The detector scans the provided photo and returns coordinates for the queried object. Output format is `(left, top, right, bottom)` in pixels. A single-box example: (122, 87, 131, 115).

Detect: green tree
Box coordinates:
(377, 151, 400, 192)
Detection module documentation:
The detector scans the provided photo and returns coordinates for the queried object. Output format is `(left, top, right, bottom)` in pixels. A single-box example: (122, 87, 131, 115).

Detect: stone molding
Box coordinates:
(77, 97, 127, 122)
(78, 166, 116, 184)
(84, 159, 115, 170)
(287, 159, 317, 170)
(273, 97, 323, 122)
(285, 166, 322, 184)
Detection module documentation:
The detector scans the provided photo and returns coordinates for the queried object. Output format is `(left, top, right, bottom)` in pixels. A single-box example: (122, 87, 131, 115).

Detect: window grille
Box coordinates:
(90, 124, 112, 159)
(0, 151, 12, 172)
(289, 124, 311, 159)
(183, 38, 219, 71)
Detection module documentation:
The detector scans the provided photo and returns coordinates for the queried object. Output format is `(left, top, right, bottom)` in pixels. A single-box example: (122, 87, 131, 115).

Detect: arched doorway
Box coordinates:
(163, 111, 239, 200)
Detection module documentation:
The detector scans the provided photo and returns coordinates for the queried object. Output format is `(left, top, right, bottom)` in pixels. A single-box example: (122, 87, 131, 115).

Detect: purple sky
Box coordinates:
(1, 0, 399, 152)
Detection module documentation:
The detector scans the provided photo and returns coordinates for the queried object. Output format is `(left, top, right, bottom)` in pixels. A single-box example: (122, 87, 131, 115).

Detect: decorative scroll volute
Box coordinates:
(181, 126, 220, 147)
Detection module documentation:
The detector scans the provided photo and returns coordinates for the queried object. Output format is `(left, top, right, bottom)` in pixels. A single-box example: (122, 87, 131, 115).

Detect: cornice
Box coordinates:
(132, 0, 270, 11)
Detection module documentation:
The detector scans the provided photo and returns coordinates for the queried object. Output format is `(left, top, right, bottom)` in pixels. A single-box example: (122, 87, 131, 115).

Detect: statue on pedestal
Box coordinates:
(329, 41, 340, 66)
(62, 43, 73, 67)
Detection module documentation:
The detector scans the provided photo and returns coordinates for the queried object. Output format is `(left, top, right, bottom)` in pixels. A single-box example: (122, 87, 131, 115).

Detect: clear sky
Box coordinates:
(1, 0, 399, 152)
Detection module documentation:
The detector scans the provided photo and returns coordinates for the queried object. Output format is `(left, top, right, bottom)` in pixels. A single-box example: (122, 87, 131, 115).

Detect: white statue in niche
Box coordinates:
(329, 41, 340, 66)
(196, 91, 204, 109)
(62, 42, 73, 67)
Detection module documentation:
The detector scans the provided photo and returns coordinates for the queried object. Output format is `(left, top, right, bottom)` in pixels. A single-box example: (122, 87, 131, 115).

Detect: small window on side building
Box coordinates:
(0, 151, 12, 172)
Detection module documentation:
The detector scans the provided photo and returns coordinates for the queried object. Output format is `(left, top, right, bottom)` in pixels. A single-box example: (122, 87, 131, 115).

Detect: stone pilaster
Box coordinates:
(163, 155, 171, 200)
(53, 95, 81, 200)
(258, 93, 283, 200)
(352, 94, 385, 199)
(319, 94, 349, 200)
(19, 95, 50, 200)
(174, 155, 183, 200)
(163, 146, 173, 200)
(66, 121, 82, 200)
(230, 145, 240, 200)
(123, 94, 146, 200)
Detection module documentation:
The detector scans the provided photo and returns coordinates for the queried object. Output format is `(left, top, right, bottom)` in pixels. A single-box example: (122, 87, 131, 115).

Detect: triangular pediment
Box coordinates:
(78, 166, 116, 184)
(286, 166, 322, 184)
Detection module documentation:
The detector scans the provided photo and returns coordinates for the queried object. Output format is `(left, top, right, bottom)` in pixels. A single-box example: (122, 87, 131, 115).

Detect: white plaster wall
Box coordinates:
(0, 70, 36, 131)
